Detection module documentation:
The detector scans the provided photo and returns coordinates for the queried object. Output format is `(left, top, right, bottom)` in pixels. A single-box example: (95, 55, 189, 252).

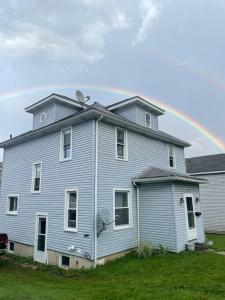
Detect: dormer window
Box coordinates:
(145, 113, 151, 128)
(60, 128, 72, 161)
(168, 145, 176, 168)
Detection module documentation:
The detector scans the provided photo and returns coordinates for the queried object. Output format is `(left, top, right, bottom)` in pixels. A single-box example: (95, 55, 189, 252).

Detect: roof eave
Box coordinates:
(133, 176, 207, 184)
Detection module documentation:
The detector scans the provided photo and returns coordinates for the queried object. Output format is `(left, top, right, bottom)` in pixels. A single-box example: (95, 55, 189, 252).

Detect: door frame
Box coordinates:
(34, 212, 48, 264)
(183, 193, 197, 241)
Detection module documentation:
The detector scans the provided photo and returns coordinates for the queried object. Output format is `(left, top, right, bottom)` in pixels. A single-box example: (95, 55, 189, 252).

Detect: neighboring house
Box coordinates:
(0, 93, 205, 268)
(186, 154, 225, 233)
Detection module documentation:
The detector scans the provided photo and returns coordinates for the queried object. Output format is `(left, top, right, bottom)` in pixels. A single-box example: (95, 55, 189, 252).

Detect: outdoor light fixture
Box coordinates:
(196, 197, 200, 203)
(180, 198, 184, 204)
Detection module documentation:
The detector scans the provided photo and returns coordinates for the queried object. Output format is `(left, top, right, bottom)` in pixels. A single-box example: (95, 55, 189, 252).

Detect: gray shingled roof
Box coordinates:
(133, 166, 206, 184)
(186, 154, 225, 174)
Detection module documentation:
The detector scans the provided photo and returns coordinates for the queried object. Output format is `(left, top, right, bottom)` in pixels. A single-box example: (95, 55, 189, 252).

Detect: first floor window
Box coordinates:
(114, 190, 131, 228)
(116, 128, 127, 160)
(32, 162, 42, 192)
(169, 145, 175, 168)
(145, 113, 151, 128)
(61, 128, 72, 160)
(7, 196, 18, 214)
(186, 197, 195, 229)
(65, 189, 77, 231)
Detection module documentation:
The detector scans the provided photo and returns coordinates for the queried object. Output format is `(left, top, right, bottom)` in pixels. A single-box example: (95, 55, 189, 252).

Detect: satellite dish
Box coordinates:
(76, 90, 86, 103)
(100, 208, 111, 224)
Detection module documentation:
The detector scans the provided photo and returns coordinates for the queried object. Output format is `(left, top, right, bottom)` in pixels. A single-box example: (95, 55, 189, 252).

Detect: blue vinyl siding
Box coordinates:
(0, 120, 94, 259)
(54, 103, 78, 122)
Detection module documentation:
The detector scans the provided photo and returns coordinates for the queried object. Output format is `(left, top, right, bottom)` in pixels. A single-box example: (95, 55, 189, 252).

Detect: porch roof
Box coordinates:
(133, 166, 207, 184)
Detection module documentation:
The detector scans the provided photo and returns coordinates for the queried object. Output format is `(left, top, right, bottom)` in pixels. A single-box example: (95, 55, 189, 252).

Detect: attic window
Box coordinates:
(145, 113, 151, 128)
(40, 112, 47, 123)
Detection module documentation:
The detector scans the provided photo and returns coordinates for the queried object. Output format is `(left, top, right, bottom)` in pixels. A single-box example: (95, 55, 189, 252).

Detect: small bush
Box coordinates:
(135, 242, 154, 259)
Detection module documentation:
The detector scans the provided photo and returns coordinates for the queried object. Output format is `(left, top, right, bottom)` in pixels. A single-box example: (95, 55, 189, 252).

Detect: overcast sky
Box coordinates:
(0, 0, 225, 161)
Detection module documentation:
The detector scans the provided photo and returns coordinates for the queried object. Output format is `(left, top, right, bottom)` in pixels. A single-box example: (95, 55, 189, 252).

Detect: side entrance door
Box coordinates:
(184, 194, 197, 241)
(34, 213, 48, 264)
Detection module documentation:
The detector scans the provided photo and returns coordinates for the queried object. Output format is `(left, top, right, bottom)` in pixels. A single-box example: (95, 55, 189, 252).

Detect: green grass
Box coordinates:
(207, 233, 225, 251)
(2, 251, 225, 299)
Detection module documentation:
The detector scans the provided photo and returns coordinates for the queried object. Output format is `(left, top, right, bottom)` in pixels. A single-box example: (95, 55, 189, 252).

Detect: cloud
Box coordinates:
(176, 58, 190, 67)
(132, 0, 162, 46)
(186, 136, 221, 158)
(0, 0, 130, 64)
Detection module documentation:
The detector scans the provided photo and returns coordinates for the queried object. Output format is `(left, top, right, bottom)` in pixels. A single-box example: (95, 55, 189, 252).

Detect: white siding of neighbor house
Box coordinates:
(96, 121, 188, 258)
(173, 183, 205, 252)
(139, 183, 177, 251)
(0, 120, 95, 259)
(114, 104, 159, 130)
(194, 173, 225, 233)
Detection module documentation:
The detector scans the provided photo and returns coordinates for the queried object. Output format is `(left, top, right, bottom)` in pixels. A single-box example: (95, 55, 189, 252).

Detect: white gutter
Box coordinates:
(94, 115, 103, 267)
(133, 182, 140, 246)
(134, 176, 207, 184)
(188, 170, 225, 176)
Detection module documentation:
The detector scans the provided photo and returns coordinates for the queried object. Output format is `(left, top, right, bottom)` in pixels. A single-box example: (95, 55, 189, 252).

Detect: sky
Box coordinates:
(0, 0, 225, 161)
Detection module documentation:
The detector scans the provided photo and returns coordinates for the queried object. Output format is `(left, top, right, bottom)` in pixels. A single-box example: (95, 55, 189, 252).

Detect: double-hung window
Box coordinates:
(32, 162, 42, 192)
(116, 128, 128, 160)
(114, 189, 132, 229)
(7, 195, 19, 215)
(168, 145, 176, 168)
(145, 113, 151, 128)
(61, 128, 72, 161)
(65, 189, 78, 232)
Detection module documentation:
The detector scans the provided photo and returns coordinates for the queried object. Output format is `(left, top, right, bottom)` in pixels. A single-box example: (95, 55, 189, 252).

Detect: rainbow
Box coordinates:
(0, 83, 225, 151)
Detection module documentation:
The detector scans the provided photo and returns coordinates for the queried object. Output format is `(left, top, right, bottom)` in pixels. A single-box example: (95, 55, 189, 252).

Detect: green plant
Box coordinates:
(158, 244, 169, 255)
(135, 241, 154, 259)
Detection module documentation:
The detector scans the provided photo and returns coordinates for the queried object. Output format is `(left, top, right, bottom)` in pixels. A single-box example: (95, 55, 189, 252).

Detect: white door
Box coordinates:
(34, 214, 48, 264)
(184, 194, 197, 241)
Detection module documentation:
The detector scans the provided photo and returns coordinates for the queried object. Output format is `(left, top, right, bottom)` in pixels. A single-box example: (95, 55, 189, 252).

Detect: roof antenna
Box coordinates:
(76, 90, 90, 109)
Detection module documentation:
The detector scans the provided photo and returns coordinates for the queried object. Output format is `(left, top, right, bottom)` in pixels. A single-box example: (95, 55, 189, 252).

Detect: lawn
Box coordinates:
(207, 233, 225, 251)
(1, 237, 225, 300)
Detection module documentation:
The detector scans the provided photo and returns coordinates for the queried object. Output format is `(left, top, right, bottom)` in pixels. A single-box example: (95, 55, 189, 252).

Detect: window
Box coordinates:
(7, 195, 19, 215)
(60, 255, 70, 268)
(168, 145, 176, 168)
(9, 241, 15, 253)
(114, 189, 132, 229)
(116, 128, 128, 160)
(186, 197, 195, 229)
(145, 113, 151, 128)
(60, 128, 72, 161)
(64, 189, 78, 231)
(32, 162, 42, 192)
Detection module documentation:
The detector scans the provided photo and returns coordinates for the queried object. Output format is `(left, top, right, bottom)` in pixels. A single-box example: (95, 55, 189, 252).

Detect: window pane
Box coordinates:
(35, 164, 41, 177)
(69, 192, 77, 209)
(34, 178, 40, 191)
(68, 210, 76, 228)
(188, 212, 195, 228)
(115, 192, 128, 208)
(117, 145, 124, 158)
(145, 114, 150, 127)
(37, 235, 45, 251)
(64, 132, 71, 146)
(169, 157, 174, 168)
(186, 197, 193, 211)
(39, 218, 46, 234)
(117, 129, 125, 144)
(62, 255, 70, 267)
(9, 197, 17, 212)
(115, 208, 129, 226)
(64, 145, 71, 158)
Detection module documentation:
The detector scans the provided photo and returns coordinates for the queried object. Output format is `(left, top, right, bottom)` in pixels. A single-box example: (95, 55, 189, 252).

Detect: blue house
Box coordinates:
(0, 93, 205, 268)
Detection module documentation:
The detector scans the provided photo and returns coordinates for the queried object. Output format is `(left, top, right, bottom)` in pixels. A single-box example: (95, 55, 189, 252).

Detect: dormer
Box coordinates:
(25, 94, 86, 130)
(106, 96, 164, 130)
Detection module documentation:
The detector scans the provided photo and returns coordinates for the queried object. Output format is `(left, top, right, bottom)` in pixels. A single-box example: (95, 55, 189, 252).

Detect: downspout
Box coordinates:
(94, 115, 103, 267)
(133, 181, 140, 246)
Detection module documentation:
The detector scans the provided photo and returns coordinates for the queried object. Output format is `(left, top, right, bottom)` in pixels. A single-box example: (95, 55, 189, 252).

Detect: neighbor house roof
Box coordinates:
(0, 96, 190, 149)
(25, 93, 87, 113)
(133, 166, 206, 184)
(106, 96, 165, 115)
(186, 154, 225, 175)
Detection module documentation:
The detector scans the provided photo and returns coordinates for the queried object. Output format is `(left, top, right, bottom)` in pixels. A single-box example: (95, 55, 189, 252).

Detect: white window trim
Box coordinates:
(64, 188, 78, 233)
(8, 241, 15, 254)
(168, 144, 176, 169)
(59, 254, 71, 269)
(60, 127, 72, 162)
(145, 112, 152, 128)
(6, 194, 19, 215)
(31, 161, 42, 193)
(115, 127, 128, 161)
(113, 188, 132, 230)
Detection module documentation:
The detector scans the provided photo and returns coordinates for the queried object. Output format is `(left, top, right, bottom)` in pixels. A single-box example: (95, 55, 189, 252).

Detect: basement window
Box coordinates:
(60, 255, 70, 268)
(9, 241, 15, 253)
